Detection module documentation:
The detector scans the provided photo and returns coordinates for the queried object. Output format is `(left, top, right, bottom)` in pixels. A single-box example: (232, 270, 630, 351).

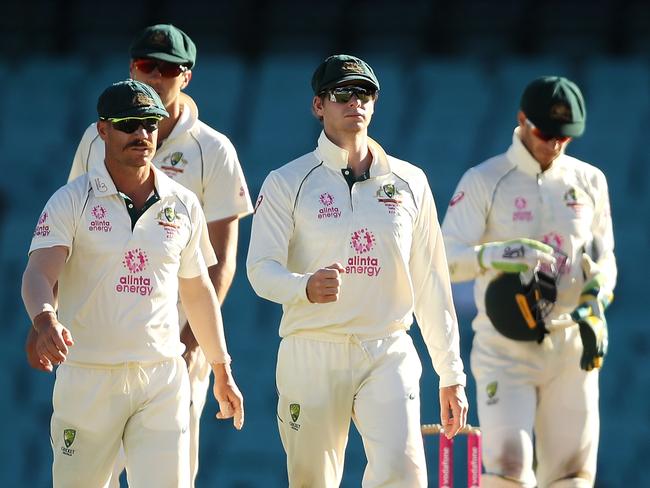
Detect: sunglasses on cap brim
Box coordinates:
(133, 58, 189, 78)
(322, 86, 377, 104)
(102, 116, 162, 134)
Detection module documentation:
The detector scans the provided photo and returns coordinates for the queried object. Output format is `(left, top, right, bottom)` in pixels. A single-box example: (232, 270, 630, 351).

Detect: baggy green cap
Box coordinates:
(97, 79, 169, 120)
(311, 54, 380, 95)
(130, 24, 196, 68)
(520, 76, 586, 138)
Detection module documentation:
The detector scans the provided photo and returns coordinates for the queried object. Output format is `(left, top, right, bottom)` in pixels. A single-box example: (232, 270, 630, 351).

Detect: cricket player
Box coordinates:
(22, 79, 244, 488)
(442, 76, 616, 487)
(247, 54, 468, 487)
(26, 24, 253, 486)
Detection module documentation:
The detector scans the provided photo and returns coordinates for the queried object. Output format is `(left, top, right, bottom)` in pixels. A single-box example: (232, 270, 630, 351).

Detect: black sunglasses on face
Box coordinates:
(323, 86, 377, 104)
(107, 117, 160, 134)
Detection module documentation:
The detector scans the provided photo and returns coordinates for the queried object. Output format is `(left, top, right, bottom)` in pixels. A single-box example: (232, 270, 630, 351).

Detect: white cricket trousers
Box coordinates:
(471, 326, 599, 488)
(276, 331, 427, 488)
(106, 325, 211, 487)
(50, 358, 190, 488)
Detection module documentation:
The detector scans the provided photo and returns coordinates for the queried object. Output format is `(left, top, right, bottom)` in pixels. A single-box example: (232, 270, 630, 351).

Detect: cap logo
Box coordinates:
(133, 92, 155, 107)
(549, 103, 572, 122)
(341, 61, 364, 74)
(147, 30, 170, 48)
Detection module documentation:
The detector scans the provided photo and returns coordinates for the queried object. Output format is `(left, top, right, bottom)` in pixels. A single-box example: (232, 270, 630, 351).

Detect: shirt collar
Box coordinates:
(89, 162, 174, 199)
(314, 130, 391, 177)
(158, 101, 195, 150)
(506, 127, 567, 176)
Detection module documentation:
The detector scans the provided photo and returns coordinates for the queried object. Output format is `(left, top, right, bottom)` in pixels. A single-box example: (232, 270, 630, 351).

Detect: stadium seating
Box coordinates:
(2, 53, 648, 487)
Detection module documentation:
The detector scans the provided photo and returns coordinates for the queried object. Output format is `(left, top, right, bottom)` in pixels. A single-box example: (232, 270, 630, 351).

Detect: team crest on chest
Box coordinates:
(160, 151, 188, 178)
(156, 205, 182, 238)
(563, 186, 587, 216)
(375, 183, 402, 214)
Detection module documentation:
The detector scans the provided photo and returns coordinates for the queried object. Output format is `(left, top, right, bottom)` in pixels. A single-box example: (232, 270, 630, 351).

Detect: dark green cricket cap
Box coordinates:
(521, 76, 586, 138)
(97, 79, 169, 120)
(311, 54, 380, 95)
(130, 24, 196, 68)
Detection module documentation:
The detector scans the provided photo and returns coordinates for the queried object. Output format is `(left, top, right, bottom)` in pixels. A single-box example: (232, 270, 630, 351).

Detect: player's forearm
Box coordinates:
(247, 259, 311, 305)
(208, 258, 236, 304)
(179, 274, 230, 364)
(22, 265, 58, 322)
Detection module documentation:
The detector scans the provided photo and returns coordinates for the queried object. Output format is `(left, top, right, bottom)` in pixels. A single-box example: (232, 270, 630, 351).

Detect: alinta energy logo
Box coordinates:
(347, 228, 381, 277)
(512, 196, 533, 222)
(33, 211, 50, 237)
(89, 205, 112, 233)
(317, 192, 341, 220)
(116, 248, 153, 296)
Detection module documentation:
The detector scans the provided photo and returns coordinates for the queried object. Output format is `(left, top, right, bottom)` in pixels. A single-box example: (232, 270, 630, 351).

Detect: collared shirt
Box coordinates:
(29, 164, 209, 364)
(442, 128, 617, 333)
(247, 131, 466, 388)
(69, 102, 254, 224)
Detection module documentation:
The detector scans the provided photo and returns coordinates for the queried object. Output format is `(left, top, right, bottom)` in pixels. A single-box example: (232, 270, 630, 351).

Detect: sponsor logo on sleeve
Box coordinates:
(449, 191, 465, 207)
(115, 248, 153, 296)
(33, 211, 51, 237)
(512, 196, 533, 221)
(317, 192, 341, 219)
(347, 228, 381, 277)
(89, 205, 112, 232)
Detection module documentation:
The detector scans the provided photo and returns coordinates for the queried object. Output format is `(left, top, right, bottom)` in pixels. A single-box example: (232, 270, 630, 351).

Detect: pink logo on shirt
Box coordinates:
(123, 248, 149, 273)
(89, 205, 112, 233)
(33, 211, 50, 237)
(348, 228, 381, 277)
(449, 191, 465, 207)
(317, 192, 341, 219)
(350, 228, 375, 254)
(513, 196, 533, 221)
(117, 248, 153, 296)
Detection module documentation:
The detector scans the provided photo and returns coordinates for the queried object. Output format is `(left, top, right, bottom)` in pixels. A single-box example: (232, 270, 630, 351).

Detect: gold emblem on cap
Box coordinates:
(341, 61, 364, 74)
(148, 31, 170, 48)
(133, 93, 155, 107)
(549, 103, 572, 122)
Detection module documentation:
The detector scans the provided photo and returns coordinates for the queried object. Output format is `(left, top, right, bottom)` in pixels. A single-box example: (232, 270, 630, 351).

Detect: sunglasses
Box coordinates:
(324, 86, 377, 104)
(525, 119, 571, 143)
(133, 58, 189, 78)
(106, 117, 161, 134)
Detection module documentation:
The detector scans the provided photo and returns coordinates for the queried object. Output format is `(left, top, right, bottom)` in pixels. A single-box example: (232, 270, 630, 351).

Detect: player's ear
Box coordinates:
(96, 120, 110, 140)
(312, 95, 324, 120)
(181, 69, 192, 90)
(128, 60, 137, 79)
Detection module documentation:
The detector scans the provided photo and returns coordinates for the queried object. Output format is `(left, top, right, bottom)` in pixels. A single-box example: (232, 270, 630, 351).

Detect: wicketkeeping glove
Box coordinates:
(570, 254, 614, 371)
(478, 238, 556, 273)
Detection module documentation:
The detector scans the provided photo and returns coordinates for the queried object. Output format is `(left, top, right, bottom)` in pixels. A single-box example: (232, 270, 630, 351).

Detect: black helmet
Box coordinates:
(485, 270, 558, 343)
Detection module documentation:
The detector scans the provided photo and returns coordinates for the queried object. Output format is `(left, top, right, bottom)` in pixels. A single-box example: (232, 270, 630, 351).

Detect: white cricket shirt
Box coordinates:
(30, 164, 209, 364)
(247, 132, 466, 387)
(69, 102, 254, 223)
(442, 128, 617, 334)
